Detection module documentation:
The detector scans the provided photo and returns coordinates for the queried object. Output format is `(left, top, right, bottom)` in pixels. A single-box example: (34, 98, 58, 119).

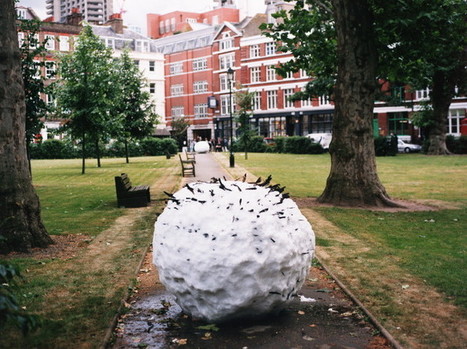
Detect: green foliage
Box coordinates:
(233, 135, 267, 153)
(170, 117, 190, 149)
(114, 50, 158, 142)
(283, 136, 324, 154)
(19, 19, 49, 144)
(0, 261, 40, 335)
(29, 138, 178, 159)
(260, 0, 336, 99)
(446, 135, 467, 154)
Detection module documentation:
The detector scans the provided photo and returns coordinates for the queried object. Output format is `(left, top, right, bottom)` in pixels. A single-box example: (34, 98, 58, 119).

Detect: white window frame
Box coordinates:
(219, 53, 234, 70)
(171, 106, 184, 117)
(59, 36, 69, 51)
(267, 90, 278, 109)
(18, 32, 24, 47)
(45, 61, 56, 79)
(171, 84, 184, 96)
(169, 62, 183, 75)
(265, 42, 276, 56)
(194, 103, 208, 118)
(149, 61, 155, 72)
(220, 33, 234, 51)
(415, 88, 431, 101)
(193, 80, 208, 94)
(266, 65, 276, 81)
(220, 95, 231, 115)
(319, 95, 331, 106)
(446, 109, 465, 136)
(250, 44, 260, 58)
(44, 35, 55, 50)
(253, 91, 261, 110)
(250, 67, 261, 83)
(283, 89, 294, 108)
(192, 58, 207, 71)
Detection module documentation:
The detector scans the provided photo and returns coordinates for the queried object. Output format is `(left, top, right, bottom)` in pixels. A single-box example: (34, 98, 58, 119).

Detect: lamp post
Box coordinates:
(227, 67, 235, 167)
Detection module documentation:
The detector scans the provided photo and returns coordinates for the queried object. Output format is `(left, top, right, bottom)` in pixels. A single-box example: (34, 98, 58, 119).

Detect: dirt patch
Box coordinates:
(294, 197, 460, 212)
(3, 233, 92, 260)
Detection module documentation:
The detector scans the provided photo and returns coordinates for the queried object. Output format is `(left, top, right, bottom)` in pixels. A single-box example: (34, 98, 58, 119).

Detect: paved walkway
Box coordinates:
(182, 152, 233, 184)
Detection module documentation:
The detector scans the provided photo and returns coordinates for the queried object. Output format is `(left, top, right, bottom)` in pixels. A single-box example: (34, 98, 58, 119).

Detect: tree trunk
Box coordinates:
(125, 139, 129, 163)
(0, 0, 53, 254)
(95, 137, 101, 167)
(319, 0, 399, 207)
(82, 130, 86, 174)
(426, 70, 455, 155)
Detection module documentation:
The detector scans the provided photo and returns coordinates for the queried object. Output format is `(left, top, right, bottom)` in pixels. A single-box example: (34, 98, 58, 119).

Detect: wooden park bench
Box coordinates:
(185, 151, 196, 162)
(179, 154, 196, 177)
(114, 173, 150, 208)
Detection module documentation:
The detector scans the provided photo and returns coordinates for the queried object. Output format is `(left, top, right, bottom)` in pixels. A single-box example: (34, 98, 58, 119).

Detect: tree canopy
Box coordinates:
(56, 25, 119, 174)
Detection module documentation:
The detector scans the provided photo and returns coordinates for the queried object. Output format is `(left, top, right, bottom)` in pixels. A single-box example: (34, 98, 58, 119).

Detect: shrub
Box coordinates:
(283, 136, 323, 154)
(273, 137, 286, 153)
(446, 135, 467, 154)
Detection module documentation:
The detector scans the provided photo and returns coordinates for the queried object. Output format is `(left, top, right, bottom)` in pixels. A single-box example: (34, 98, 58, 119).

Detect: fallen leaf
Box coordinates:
(303, 335, 315, 341)
(402, 284, 410, 290)
(309, 324, 317, 327)
(196, 324, 219, 332)
(298, 310, 305, 315)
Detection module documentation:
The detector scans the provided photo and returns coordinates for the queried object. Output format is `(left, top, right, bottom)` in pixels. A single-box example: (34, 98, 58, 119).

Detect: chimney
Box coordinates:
(107, 13, 124, 34)
(66, 7, 83, 26)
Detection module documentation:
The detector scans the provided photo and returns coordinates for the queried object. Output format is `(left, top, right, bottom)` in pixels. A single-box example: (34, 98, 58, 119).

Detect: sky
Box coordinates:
(17, 0, 267, 34)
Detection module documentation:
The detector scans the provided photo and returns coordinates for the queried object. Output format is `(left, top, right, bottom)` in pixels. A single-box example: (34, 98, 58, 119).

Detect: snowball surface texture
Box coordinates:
(153, 180, 315, 322)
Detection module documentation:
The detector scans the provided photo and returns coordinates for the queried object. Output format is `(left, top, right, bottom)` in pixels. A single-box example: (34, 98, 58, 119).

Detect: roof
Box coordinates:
(91, 25, 150, 41)
(152, 25, 220, 54)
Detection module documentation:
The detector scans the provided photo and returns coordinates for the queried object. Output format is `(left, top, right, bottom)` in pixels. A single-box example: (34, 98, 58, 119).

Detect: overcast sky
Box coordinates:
(17, 0, 266, 34)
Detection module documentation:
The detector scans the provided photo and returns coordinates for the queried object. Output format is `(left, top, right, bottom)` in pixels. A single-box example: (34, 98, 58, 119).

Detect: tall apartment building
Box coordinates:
(46, 0, 114, 24)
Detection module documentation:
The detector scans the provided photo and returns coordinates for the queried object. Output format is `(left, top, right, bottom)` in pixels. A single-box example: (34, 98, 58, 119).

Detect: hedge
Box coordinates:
(30, 138, 178, 159)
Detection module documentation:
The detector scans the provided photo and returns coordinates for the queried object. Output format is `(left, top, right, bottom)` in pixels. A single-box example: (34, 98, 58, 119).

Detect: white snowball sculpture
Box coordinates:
(153, 178, 315, 322)
(194, 141, 210, 153)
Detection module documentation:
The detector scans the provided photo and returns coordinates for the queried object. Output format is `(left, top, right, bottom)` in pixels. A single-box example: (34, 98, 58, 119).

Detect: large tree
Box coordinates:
(114, 50, 158, 163)
(56, 25, 119, 174)
(263, 0, 396, 206)
(0, 0, 53, 254)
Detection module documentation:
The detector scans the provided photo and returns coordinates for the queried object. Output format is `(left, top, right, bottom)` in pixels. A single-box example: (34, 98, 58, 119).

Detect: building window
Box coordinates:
(46, 93, 55, 107)
(134, 60, 139, 67)
(388, 112, 410, 135)
(299, 69, 308, 78)
(250, 67, 261, 83)
(302, 97, 312, 107)
(169, 62, 183, 75)
(149, 83, 156, 94)
(171, 84, 184, 96)
(253, 91, 261, 110)
(59, 36, 69, 51)
(171, 106, 184, 117)
(165, 19, 170, 33)
(265, 42, 276, 56)
(319, 95, 331, 106)
(220, 74, 229, 91)
(171, 18, 176, 31)
(250, 44, 260, 58)
(194, 103, 208, 118)
(220, 33, 233, 51)
(44, 35, 55, 50)
(219, 54, 234, 70)
(17, 8, 27, 19)
(266, 65, 276, 81)
(283, 89, 294, 108)
(267, 90, 277, 109)
(149, 61, 155, 72)
(29, 34, 39, 49)
(45, 61, 56, 79)
(17, 32, 24, 47)
(135, 40, 149, 52)
(159, 21, 165, 34)
(192, 58, 207, 71)
(415, 88, 431, 101)
(193, 80, 208, 94)
(220, 95, 232, 116)
(446, 109, 465, 135)
(308, 113, 333, 133)
(105, 38, 115, 49)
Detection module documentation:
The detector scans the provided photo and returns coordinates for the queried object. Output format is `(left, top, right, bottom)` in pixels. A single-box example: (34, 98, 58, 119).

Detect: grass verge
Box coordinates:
(0, 156, 181, 348)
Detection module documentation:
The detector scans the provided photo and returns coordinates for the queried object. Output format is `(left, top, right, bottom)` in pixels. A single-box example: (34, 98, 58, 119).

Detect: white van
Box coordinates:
(306, 133, 332, 150)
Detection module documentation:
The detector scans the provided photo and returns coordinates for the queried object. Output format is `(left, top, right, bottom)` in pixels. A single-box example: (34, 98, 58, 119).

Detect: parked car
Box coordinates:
(306, 133, 332, 150)
(398, 139, 422, 153)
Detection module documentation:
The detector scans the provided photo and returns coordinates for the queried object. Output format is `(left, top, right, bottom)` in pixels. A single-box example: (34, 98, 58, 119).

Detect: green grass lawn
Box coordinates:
(234, 153, 467, 307)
